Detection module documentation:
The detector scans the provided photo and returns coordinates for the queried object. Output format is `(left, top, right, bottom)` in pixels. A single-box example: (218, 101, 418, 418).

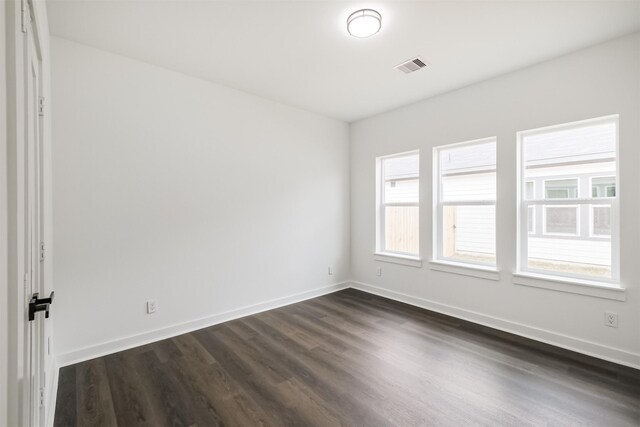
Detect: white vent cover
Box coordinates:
(395, 57, 428, 74)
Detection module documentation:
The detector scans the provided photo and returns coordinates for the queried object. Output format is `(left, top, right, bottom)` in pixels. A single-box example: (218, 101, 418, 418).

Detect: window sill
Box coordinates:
(512, 272, 626, 301)
(374, 252, 422, 268)
(429, 260, 500, 281)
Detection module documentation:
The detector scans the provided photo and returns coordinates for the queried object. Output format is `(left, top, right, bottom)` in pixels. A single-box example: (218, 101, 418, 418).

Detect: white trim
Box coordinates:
(512, 272, 625, 301)
(374, 252, 422, 267)
(56, 282, 349, 367)
(349, 281, 639, 369)
(45, 361, 58, 427)
(429, 260, 500, 281)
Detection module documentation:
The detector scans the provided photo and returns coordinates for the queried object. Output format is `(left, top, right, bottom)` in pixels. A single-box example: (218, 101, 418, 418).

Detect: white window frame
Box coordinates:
(375, 150, 420, 260)
(517, 115, 620, 284)
(432, 137, 497, 269)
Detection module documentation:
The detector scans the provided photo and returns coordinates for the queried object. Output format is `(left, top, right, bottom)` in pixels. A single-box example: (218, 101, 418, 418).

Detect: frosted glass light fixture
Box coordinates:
(347, 9, 382, 38)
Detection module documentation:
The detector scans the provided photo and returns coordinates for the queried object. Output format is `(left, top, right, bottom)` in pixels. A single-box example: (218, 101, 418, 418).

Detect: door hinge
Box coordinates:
(21, 0, 28, 33)
(39, 387, 45, 407)
(40, 242, 45, 262)
(38, 97, 45, 117)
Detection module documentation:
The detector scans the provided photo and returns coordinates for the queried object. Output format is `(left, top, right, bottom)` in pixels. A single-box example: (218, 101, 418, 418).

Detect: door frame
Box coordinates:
(4, 0, 54, 426)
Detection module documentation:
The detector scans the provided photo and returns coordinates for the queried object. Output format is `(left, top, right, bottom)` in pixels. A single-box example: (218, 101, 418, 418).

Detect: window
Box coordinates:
(545, 178, 578, 199)
(591, 176, 616, 198)
(543, 206, 579, 235)
(376, 151, 419, 257)
(518, 116, 618, 281)
(433, 138, 496, 267)
(591, 205, 611, 236)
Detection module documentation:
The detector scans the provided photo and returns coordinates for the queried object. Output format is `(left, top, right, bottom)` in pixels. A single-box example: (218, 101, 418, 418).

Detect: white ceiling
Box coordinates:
(46, 1, 640, 122)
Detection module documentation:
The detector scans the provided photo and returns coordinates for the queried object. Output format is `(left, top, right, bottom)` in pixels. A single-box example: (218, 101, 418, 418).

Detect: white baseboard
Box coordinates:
(350, 280, 640, 370)
(56, 282, 349, 367)
(54, 279, 639, 372)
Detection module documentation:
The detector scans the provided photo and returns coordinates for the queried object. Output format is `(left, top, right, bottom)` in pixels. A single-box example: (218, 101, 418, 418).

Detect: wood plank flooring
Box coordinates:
(54, 289, 640, 426)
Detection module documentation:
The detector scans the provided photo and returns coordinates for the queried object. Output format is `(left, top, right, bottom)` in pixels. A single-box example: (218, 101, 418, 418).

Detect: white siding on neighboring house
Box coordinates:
(524, 121, 616, 166)
(529, 238, 610, 265)
(442, 172, 495, 255)
(442, 172, 494, 201)
(455, 205, 496, 254)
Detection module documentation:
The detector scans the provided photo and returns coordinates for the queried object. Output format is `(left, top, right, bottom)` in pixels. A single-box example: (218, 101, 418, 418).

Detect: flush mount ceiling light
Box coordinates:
(347, 9, 382, 38)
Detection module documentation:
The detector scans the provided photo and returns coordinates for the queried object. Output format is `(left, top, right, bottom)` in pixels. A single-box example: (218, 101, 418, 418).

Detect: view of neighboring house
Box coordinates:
(381, 119, 616, 280)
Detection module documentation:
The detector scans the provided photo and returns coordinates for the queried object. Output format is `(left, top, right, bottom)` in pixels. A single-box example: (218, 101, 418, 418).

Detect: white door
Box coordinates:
(24, 5, 49, 425)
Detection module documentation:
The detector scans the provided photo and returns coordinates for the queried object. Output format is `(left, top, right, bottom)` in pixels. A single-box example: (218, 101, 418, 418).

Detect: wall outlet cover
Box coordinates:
(604, 311, 618, 328)
(147, 300, 157, 314)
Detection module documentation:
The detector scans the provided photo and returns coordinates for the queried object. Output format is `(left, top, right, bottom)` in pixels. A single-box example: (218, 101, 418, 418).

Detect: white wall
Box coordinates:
(51, 38, 350, 362)
(350, 33, 640, 367)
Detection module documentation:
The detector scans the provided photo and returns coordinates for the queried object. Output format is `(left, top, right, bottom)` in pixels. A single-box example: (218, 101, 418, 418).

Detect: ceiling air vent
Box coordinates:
(395, 57, 428, 74)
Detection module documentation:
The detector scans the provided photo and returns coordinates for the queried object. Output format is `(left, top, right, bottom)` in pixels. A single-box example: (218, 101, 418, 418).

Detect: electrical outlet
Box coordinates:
(147, 300, 157, 314)
(604, 311, 618, 328)
(328, 266, 334, 275)
(376, 267, 382, 277)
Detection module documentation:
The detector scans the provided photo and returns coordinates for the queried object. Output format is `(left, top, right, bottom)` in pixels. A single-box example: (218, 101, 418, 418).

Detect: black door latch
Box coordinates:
(28, 291, 54, 321)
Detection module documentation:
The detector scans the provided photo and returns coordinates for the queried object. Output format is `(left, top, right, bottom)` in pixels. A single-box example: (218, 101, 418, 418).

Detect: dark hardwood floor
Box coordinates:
(54, 289, 640, 426)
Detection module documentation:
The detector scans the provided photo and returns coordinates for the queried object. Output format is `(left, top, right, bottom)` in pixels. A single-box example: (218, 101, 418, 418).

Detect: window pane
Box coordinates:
(545, 179, 578, 199)
(439, 141, 496, 174)
(384, 155, 419, 180)
(384, 178, 418, 203)
(521, 118, 616, 279)
(385, 206, 419, 255)
(442, 205, 495, 265)
(592, 205, 611, 236)
(523, 121, 616, 163)
(528, 236, 611, 278)
(439, 140, 496, 202)
(544, 206, 578, 235)
(442, 172, 496, 202)
(592, 176, 616, 198)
